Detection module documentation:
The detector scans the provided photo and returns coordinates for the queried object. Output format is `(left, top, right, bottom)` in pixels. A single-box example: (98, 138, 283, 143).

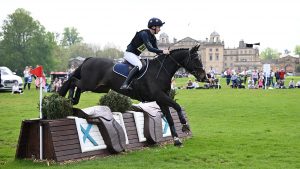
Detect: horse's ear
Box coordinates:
(190, 44, 200, 53)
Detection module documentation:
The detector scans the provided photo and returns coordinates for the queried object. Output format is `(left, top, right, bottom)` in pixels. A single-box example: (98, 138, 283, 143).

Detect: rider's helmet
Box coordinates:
(148, 18, 165, 28)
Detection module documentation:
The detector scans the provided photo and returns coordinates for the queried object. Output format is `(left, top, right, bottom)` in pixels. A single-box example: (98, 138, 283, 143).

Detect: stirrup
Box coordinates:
(120, 84, 132, 90)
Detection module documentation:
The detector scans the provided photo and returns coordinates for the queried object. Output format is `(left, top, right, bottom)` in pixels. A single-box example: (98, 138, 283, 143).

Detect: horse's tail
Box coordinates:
(58, 57, 91, 97)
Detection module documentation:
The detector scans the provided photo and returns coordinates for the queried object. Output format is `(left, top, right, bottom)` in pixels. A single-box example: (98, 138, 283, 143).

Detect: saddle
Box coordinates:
(113, 59, 148, 78)
(73, 107, 126, 153)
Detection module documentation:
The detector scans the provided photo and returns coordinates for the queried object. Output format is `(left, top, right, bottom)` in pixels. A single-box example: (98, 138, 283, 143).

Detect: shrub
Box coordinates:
(99, 90, 132, 112)
(40, 93, 73, 119)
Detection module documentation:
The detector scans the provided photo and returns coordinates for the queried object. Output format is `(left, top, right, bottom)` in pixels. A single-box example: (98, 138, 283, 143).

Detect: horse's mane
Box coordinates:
(170, 48, 189, 54)
(152, 48, 188, 61)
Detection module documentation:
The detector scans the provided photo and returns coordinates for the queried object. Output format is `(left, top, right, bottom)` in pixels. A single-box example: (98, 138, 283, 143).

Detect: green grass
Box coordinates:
(0, 77, 300, 169)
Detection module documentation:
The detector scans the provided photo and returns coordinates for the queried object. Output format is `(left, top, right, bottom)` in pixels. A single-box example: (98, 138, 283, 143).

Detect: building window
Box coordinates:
(216, 48, 219, 52)
(209, 55, 213, 61)
(224, 56, 227, 61)
(230, 57, 233, 60)
(209, 48, 212, 52)
(225, 63, 227, 66)
(249, 50, 252, 54)
(216, 54, 219, 60)
(244, 50, 247, 54)
(240, 50, 243, 54)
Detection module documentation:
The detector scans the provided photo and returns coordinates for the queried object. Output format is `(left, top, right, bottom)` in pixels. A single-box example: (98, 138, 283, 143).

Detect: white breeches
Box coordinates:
(123, 52, 142, 70)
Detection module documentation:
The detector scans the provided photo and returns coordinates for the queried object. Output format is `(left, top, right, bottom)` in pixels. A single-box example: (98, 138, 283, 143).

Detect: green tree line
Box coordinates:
(0, 8, 123, 75)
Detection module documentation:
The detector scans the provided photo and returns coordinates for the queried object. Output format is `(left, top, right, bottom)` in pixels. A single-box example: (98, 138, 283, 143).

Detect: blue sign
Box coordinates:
(80, 124, 98, 146)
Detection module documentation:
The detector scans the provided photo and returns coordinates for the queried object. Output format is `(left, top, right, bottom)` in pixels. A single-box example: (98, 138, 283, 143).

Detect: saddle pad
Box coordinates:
(113, 59, 149, 79)
(113, 63, 130, 78)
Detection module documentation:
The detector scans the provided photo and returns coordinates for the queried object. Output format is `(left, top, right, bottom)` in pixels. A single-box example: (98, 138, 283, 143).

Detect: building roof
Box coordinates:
(210, 31, 220, 36)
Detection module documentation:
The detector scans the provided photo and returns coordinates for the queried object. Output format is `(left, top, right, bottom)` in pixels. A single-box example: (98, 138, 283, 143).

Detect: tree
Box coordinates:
(294, 45, 300, 55)
(0, 8, 56, 74)
(260, 47, 279, 60)
(61, 27, 83, 46)
(96, 43, 123, 59)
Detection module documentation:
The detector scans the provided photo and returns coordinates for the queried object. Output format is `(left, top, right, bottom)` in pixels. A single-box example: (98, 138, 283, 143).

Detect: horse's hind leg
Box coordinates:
(72, 87, 81, 105)
(67, 78, 82, 105)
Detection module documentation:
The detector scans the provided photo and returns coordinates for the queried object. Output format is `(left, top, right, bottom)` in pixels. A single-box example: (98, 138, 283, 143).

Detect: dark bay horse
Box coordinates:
(59, 45, 206, 146)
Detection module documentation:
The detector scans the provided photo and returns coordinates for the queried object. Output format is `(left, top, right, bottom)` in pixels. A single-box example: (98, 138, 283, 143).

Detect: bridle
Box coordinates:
(156, 49, 203, 79)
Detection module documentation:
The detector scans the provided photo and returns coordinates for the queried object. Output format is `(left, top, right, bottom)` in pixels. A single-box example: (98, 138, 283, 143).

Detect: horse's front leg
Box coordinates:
(156, 93, 190, 133)
(156, 102, 182, 147)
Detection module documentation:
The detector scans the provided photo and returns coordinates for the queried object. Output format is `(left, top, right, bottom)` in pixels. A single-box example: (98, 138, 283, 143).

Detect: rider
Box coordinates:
(120, 17, 170, 90)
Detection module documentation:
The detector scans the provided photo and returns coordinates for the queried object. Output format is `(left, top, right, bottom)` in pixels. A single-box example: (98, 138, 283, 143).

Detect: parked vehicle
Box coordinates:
(50, 72, 68, 84)
(0, 66, 23, 91)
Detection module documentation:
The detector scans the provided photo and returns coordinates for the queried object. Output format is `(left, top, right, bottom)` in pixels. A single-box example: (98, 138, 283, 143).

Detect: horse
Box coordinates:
(59, 45, 207, 146)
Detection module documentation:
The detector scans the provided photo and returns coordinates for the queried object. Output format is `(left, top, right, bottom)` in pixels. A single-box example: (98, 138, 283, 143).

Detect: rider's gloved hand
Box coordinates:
(163, 49, 170, 55)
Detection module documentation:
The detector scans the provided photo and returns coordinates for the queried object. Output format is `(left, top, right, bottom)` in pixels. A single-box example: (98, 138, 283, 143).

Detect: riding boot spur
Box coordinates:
(120, 66, 139, 90)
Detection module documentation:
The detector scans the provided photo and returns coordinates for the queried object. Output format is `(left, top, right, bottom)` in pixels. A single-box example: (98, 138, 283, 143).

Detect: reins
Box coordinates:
(155, 50, 191, 79)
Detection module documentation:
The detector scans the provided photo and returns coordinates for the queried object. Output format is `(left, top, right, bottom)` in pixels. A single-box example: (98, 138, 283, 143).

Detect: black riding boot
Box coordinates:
(120, 66, 139, 90)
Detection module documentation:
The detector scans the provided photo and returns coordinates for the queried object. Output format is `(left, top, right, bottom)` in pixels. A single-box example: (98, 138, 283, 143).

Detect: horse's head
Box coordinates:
(183, 45, 207, 82)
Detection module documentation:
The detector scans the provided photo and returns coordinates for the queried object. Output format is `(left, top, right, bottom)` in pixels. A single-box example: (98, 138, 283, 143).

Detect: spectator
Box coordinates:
(248, 76, 255, 89)
(252, 69, 258, 85)
(186, 79, 194, 89)
(278, 80, 286, 89)
(231, 73, 238, 88)
(224, 68, 232, 85)
(23, 66, 31, 90)
(269, 70, 275, 87)
(12, 81, 23, 94)
(279, 69, 285, 80)
(258, 77, 264, 88)
(288, 79, 295, 88)
(296, 80, 300, 88)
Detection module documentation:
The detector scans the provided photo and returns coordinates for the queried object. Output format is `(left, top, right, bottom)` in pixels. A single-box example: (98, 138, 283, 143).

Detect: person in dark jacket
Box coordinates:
(120, 17, 170, 90)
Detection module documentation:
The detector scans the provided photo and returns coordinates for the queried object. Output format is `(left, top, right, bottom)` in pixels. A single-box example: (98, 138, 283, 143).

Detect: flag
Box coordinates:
(29, 65, 45, 159)
(246, 43, 260, 48)
(30, 66, 44, 77)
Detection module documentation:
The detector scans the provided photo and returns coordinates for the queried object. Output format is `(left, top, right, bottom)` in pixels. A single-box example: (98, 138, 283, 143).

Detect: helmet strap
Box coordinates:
(150, 27, 157, 34)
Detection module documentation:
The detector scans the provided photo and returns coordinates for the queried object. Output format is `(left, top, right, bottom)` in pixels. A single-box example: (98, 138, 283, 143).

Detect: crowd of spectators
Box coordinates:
(223, 68, 300, 89)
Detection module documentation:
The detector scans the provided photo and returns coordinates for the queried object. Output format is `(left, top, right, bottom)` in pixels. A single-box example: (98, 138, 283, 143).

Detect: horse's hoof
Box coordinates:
(173, 137, 183, 147)
(182, 123, 190, 134)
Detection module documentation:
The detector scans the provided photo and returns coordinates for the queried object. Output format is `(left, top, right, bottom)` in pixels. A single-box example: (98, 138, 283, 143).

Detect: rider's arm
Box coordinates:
(139, 31, 163, 54)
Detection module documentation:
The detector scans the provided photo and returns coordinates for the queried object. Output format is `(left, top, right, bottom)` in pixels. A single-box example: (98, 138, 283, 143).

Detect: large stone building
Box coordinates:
(224, 40, 261, 72)
(141, 31, 261, 74)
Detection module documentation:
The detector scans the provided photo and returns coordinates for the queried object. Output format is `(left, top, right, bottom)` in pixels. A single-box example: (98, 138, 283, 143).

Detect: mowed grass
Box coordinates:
(0, 77, 299, 169)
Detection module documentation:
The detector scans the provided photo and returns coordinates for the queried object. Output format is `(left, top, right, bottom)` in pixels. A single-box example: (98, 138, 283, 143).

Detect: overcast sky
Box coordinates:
(1, 0, 299, 54)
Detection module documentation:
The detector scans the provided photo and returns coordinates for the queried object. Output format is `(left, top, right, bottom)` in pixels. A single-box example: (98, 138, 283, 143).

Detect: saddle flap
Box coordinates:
(82, 106, 113, 121)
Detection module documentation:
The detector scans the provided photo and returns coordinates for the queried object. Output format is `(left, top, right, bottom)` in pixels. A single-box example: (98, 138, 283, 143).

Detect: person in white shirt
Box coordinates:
(12, 81, 23, 94)
(248, 76, 255, 89)
(296, 80, 300, 88)
(289, 79, 295, 88)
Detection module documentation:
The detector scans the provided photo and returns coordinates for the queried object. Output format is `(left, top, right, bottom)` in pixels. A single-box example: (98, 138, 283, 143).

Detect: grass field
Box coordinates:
(0, 77, 299, 169)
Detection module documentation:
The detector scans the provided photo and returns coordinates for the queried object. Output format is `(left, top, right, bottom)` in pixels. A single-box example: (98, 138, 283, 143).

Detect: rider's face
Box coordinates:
(154, 26, 161, 34)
